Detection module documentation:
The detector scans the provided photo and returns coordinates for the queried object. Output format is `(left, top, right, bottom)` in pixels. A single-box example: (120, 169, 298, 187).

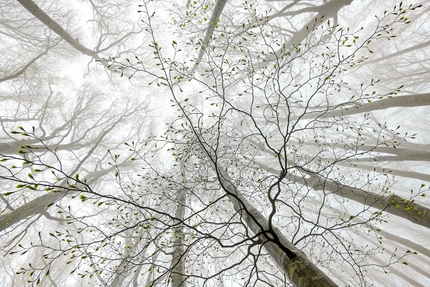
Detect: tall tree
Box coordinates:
(125, 0, 429, 285)
(1, 0, 430, 287)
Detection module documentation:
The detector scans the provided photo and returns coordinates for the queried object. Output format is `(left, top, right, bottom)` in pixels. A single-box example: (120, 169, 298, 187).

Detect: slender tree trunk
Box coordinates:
(16, 0, 109, 67)
(364, 40, 430, 65)
(170, 188, 187, 287)
(341, 152, 430, 162)
(0, 190, 65, 232)
(255, 160, 430, 229)
(0, 169, 110, 232)
(259, 0, 353, 67)
(289, 93, 430, 121)
(195, 0, 228, 64)
(0, 48, 50, 83)
(145, 237, 164, 287)
(0, 141, 90, 154)
(300, 142, 430, 159)
(338, 162, 430, 182)
(286, 141, 430, 180)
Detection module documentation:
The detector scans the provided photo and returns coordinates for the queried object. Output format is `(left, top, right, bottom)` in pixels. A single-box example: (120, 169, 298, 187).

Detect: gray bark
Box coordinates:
(338, 162, 430, 182)
(170, 188, 187, 287)
(364, 40, 430, 65)
(16, 0, 109, 67)
(0, 190, 65, 233)
(195, 0, 228, 64)
(255, 161, 430, 229)
(215, 166, 338, 287)
(0, 168, 111, 233)
(289, 93, 430, 121)
(0, 47, 50, 83)
(258, 0, 354, 67)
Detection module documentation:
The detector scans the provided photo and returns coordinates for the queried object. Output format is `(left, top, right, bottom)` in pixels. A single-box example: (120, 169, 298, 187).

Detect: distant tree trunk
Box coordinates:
(0, 168, 111, 233)
(289, 94, 430, 121)
(0, 48, 51, 83)
(364, 40, 430, 65)
(170, 187, 187, 287)
(0, 191, 65, 233)
(145, 236, 164, 287)
(195, 0, 228, 64)
(16, 0, 109, 67)
(288, 141, 430, 180)
(338, 162, 430, 182)
(255, 160, 430, 229)
(110, 234, 132, 287)
(259, 0, 354, 66)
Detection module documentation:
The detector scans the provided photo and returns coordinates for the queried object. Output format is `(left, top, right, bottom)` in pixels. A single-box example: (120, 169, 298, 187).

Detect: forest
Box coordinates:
(1, 0, 430, 286)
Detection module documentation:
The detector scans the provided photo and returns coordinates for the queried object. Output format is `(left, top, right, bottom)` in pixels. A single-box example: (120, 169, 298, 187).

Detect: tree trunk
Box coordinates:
(255, 160, 430, 229)
(170, 188, 187, 287)
(0, 169, 110, 232)
(289, 93, 430, 121)
(0, 190, 65, 233)
(215, 167, 338, 287)
(364, 40, 430, 65)
(16, 0, 109, 67)
(195, 0, 228, 64)
(338, 162, 430, 182)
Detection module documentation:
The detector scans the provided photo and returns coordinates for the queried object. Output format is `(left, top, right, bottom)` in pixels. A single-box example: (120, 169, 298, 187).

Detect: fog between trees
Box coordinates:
(1, 0, 430, 286)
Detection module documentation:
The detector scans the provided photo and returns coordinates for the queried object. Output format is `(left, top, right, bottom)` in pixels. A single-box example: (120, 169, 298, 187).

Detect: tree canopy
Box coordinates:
(1, 0, 430, 286)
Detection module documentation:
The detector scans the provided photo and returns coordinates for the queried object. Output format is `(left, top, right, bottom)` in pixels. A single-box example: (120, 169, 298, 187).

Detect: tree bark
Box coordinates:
(0, 191, 64, 233)
(364, 40, 430, 65)
(0, 48, 50, 83)
(195, 0, 228, 64)
(0, 169, 110, 233)
(255, 161, 430, 229)
(16, 0, 109, 67)
(338, 162, 430, 182)
(290, 93, 430, 121)
(215, 167, 338, 287)
(170, 188, 187, 287)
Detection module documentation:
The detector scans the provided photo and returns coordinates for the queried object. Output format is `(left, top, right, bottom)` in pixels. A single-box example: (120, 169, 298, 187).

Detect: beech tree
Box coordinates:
(1, 0, 430, 287)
